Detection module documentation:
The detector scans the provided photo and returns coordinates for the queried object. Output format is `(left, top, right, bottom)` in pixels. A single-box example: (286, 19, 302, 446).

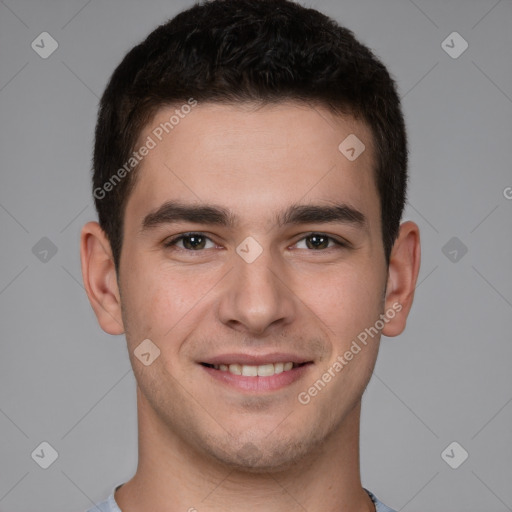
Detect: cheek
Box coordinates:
(119, 260, 173, 343)
(120, 259, 213, 355)
(300, 264, 383, 337)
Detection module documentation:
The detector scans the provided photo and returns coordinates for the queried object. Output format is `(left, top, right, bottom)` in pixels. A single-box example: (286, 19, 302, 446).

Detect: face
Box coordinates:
(95, 102, 403, 471)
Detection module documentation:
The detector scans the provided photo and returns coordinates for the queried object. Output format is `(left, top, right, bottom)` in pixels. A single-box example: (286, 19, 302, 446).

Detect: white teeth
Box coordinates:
(257, 364, 275, 377)
(274, 362, 284, 374)
(228, 363, 242, 375)
(212, 362, 298, 376)
(242, 365, 258, 376)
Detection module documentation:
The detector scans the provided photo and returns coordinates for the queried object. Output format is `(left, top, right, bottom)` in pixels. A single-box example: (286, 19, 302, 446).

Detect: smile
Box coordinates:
(199, 358, 313, 393)
(201, 362, 305, 377)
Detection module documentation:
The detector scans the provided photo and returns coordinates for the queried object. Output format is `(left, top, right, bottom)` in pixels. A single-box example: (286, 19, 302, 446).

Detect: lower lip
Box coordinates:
(201, 364, 312, 393)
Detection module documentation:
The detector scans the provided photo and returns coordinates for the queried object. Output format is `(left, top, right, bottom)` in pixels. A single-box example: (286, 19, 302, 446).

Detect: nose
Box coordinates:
(216, 244, 297, 336)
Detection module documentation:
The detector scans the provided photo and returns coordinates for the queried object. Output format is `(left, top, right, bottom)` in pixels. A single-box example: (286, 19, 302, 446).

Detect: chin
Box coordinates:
(204, 434, 322, 474)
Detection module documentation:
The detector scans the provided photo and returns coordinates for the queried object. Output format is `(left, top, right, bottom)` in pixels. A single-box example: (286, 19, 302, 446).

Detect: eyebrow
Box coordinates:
(140, 200, 367, 232)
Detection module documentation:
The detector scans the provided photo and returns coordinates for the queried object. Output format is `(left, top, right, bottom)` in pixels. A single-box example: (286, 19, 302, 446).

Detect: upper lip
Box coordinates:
(200, 353, 313, 366)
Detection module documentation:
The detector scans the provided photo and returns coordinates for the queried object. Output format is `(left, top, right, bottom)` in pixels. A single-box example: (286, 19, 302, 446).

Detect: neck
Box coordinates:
(115, 388, 374, 512)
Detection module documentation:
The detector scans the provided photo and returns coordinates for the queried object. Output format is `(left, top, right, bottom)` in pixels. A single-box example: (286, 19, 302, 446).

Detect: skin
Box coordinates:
(81, 102, 420, 512)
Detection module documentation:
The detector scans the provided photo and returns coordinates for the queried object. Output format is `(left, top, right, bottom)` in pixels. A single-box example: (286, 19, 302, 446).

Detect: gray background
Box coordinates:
(1, 0, 511, 511)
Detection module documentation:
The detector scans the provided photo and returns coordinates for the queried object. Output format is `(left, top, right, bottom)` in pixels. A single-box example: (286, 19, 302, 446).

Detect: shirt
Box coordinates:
(86, 484, 396, 512)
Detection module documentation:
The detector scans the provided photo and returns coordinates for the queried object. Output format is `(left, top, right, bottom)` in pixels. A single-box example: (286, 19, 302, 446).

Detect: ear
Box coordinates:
(381, 221, 421, 337)
(80, 221, 125, 335)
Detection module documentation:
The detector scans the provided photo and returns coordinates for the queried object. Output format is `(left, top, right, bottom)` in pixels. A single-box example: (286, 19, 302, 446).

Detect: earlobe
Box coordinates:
(80, 221, 125, 335)
(382, 221, 421, 337)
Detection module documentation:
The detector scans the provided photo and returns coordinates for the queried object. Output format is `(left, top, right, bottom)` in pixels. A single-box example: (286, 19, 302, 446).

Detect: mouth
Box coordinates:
(200, 361, 308, 377)
(198, 355, 313, 393)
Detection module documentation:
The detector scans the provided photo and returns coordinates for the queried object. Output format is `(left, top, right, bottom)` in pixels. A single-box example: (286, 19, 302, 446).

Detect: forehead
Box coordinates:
(125, 101, 379, 231)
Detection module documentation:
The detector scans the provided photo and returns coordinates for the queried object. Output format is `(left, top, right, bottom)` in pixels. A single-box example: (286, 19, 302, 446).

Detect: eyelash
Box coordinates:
(163, 232, 348, 251)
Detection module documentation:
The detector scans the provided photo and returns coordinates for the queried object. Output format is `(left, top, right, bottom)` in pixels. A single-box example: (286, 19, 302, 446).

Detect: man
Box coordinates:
(80, 0, 420, 510)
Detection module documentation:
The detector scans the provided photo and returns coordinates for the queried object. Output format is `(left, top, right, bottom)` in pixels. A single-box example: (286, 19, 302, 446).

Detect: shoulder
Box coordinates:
(84, 492, 121, 512)
(365, 488, 397, 512)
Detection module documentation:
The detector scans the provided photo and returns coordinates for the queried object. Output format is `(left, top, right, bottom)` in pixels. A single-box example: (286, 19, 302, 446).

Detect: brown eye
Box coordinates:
(295, 233, 346, 250)
(164, 233, 215, 250)
(305, 234, 330, 250)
